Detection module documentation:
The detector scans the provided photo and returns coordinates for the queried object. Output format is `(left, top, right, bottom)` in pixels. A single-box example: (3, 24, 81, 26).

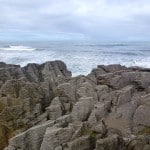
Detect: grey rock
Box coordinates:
(67, 136, 93, 150)
(133, 105, 150, 133)
(1, 62, 150, 150)
(95, 134, 125, 150)
(6, 120, 54, 150)
(71, 97, 94, 122)
(40, 126, 74, 150)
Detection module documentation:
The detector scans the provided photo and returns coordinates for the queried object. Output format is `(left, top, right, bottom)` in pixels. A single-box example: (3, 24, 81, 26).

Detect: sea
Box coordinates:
(0, 40, 150, 76)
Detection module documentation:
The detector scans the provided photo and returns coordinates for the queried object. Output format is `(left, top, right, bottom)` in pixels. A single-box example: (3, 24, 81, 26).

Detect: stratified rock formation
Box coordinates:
(0, 61, 149, 150)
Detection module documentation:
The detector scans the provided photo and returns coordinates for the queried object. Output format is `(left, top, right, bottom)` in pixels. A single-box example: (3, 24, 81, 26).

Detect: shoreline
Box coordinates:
(0, 41, 150, 76)
(0, 60, 150, 77)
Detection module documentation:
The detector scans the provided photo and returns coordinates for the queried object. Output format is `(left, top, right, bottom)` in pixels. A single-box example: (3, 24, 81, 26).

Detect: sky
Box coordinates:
(1, 0, 150, 41)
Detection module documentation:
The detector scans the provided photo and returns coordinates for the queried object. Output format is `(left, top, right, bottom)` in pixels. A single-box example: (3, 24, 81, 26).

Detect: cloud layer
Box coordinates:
(1, 0, 150, 41)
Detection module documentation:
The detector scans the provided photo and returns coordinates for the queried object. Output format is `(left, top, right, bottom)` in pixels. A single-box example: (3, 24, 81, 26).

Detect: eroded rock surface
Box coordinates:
(0, 62, 150, 150)
(0, 61, 71, 149)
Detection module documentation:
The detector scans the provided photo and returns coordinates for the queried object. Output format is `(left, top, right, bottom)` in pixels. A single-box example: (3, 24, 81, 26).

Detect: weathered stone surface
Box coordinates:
(71, 97, 94, 122)
(0, 61, 71, 149)
(117, 85, 134, 106)
(133, 105, 150, 133)
(95, 134, 125, 150)
(5, 120, 54, 150)
(1, 62, 150, 150)
(40, 126, 74, 150)
(126, 136, 150, 150)
(67, 136, 94, 150)
(46, 97, 62, 120)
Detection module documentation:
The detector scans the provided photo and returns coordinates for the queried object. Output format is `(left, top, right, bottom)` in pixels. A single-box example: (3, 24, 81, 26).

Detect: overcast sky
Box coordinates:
(1, 0, 150, 41)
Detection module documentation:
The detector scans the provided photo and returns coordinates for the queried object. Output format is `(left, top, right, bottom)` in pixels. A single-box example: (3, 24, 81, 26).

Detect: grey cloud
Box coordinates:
(1, 0, 150, 41)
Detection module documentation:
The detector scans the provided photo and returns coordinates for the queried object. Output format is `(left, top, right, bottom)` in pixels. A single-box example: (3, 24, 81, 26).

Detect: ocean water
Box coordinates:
(0, 41, 150, 76)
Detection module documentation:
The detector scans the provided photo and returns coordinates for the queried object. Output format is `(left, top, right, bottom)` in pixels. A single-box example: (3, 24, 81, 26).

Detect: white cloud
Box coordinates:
(1, 0, 150, 40)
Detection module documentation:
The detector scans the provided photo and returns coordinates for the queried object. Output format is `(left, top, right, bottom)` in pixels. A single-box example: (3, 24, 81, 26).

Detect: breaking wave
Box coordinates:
(0, 41, 150, 75)
(0, 45, 36, 51)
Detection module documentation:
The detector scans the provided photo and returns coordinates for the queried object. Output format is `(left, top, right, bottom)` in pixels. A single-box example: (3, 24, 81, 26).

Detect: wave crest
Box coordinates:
(0, 45, 36, 51)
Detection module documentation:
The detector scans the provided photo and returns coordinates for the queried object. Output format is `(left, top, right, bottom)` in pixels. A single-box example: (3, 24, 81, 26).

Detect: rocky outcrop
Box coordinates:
(0, 62, 150, 150)
(0, 61, 71, 149)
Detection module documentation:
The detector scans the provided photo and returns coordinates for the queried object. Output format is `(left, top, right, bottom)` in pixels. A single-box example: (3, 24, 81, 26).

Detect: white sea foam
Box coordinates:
(0, 45, 36, 51)
(0, 41, 150, 76)
(134, 57, 150, 68)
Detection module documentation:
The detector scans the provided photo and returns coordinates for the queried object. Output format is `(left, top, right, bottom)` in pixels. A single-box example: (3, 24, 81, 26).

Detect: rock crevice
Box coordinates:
(0, 61, 149, 150)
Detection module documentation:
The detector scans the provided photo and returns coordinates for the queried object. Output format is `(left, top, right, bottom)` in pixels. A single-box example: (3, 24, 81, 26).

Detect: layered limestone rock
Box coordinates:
(0, 61, 71, 149)
(0, 62, 150, 150)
